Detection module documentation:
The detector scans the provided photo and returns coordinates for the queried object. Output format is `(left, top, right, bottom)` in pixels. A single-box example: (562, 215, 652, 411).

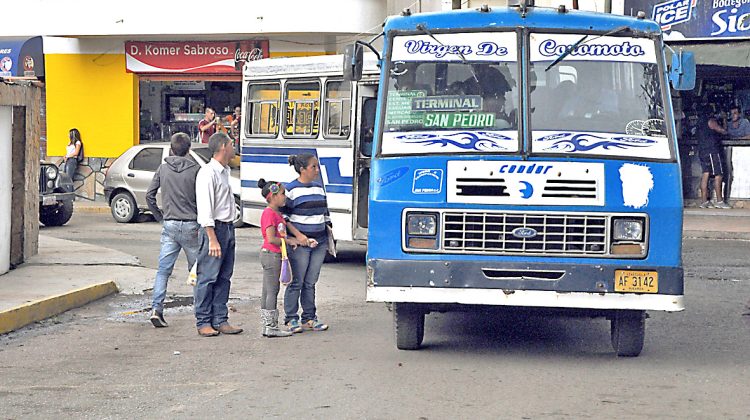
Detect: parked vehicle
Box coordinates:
(39, 161, 75, 226)
(345, 4, 695, 356)
(103, 143, 243, 225)
(240, 54, 379, 244)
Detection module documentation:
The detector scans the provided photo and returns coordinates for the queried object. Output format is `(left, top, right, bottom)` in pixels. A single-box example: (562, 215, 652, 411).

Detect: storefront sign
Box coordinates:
(125, 40, 269, 74)
(0, 36, 44, 78)
(625, 0, 750, 40)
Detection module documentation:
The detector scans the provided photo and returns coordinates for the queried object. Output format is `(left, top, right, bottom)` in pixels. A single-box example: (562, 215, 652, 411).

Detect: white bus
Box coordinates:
(240, 54, 379, 242)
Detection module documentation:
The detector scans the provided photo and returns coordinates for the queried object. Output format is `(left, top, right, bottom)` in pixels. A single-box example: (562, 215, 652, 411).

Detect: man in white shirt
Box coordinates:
(194, 132, 243, 337)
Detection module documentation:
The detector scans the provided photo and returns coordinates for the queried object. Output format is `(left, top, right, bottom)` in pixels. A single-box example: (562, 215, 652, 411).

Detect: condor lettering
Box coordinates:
(498, 163, 553, 174)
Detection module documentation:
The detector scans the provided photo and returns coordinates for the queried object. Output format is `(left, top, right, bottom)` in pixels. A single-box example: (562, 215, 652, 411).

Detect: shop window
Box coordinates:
(247, 83, 280, 137)
(129, 148, 163, 172)
(324, 80, 351, 139)
(284, 81, 320, 138)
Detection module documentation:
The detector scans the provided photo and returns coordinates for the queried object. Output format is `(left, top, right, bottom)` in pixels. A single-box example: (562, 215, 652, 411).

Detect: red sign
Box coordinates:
(125, 40, 269, 74)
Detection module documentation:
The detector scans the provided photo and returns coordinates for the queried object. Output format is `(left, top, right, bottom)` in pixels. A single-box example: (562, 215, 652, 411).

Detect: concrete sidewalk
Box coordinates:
(0, 235, 156, 334)
(1, 206, 749, 335)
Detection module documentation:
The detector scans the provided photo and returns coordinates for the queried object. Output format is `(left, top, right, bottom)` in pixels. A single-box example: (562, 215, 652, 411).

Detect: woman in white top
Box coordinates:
(63, 128, 83, 190)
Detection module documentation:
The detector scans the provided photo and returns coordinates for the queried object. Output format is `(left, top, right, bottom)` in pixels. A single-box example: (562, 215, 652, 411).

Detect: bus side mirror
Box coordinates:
(343, 44, 363, 82)
(669, 51, 696, 91)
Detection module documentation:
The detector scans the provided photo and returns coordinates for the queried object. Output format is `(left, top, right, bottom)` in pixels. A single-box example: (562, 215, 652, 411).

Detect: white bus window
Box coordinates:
(324, 80, 351, 139)
(247, 83, 280, 137)
(284, 81, 320, 138)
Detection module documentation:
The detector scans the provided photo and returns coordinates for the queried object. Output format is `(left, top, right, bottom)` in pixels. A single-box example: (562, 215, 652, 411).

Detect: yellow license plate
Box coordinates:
(615, 270, 658, 293)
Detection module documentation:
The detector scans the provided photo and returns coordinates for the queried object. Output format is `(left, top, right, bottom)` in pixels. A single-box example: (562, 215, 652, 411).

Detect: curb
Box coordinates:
(0, 281, 119, 335)
(73, 203, 110, 214)
(683, 230, 750, 241)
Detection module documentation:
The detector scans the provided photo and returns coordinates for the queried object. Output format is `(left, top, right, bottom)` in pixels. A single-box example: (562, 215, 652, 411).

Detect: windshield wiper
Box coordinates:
(416, 23, 479, 83)
(545, 26, 631, 72)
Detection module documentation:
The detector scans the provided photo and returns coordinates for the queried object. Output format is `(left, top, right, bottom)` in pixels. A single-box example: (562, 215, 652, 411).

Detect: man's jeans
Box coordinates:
(284, 239, 328, 324)
(152, 220, 201, 313)
(194, 222, 235, 328)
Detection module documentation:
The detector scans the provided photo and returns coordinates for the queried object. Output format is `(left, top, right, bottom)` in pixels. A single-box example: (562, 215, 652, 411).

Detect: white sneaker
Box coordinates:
(713, 201, 732, 209)
(698, 201, 713, 208)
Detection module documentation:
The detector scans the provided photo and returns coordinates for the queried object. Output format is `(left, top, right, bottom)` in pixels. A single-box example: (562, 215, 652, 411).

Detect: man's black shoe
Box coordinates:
(150, 310, 168, 328)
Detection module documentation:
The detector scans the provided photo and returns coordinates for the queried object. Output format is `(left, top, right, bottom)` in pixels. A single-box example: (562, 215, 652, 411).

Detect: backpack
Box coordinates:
(76, 141, 85, 163)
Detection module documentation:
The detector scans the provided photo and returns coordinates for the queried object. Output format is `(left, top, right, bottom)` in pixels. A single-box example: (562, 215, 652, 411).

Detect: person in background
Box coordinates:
(727, 106, 750, 139)
(198, 107, 219, 144)
(194, 132, 243, 337)
(283, 153, 331, 333)
(697, 113, 731, 209)
(63, 128, 83, 190)
(228, 105, 241, 142)
(227, 105, 242, 154)
(145, 132, 202, 328)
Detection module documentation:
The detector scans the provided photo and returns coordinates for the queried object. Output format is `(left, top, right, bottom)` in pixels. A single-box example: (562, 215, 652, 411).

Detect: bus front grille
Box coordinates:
(442, 211, 608, 256)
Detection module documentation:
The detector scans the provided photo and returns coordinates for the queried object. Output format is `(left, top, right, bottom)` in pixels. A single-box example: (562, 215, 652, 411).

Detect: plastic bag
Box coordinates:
(279, 238, 292, 286)
(326, 226, 337, 258)
(186, 261, 197, 286)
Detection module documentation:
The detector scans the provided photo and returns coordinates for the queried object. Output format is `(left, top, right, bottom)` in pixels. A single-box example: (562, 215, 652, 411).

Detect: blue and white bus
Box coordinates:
(240, 54, 380, 242)
(345, 4, 695, 356)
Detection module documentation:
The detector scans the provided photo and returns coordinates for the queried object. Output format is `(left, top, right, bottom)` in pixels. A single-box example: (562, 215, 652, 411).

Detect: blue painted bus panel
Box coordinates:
(367, 156, 682, 267)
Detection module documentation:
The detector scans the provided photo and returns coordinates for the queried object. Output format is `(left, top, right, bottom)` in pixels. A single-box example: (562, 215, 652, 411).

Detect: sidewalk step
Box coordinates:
(0, 281, 118, 335)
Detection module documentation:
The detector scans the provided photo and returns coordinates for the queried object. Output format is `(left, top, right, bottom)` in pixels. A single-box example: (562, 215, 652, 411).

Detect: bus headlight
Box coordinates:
(46, 166, 58, 180)
(612, 219, 643, 241)
(407, 213, 437, 236)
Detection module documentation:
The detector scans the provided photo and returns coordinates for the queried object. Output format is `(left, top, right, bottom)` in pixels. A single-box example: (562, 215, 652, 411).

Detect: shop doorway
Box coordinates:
(676, 65, 750, 203)
(138, 79, 241, 142)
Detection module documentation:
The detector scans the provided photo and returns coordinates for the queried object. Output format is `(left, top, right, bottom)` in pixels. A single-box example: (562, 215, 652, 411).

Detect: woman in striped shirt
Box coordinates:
(282, 153, 331, 333)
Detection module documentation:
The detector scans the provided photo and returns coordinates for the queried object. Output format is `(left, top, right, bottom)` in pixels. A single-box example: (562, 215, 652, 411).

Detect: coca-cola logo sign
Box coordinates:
(234, 47, 265, 70)
(235, 47, 264, 62)
(126, 40, 269, 74)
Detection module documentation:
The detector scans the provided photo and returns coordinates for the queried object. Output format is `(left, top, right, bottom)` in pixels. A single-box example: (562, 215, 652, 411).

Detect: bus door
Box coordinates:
(352, 83, 377, 240)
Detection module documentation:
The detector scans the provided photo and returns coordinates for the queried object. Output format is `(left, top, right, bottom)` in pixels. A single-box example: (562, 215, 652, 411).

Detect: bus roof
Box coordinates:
(244, 53, 379, 78)
(384, 6, 661, 36)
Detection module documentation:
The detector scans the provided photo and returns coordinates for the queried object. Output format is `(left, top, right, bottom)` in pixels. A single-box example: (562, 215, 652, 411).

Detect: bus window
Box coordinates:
(284, 81, 320, 137)
(246, 83, 280, 137)
(324, 80, 351, 139)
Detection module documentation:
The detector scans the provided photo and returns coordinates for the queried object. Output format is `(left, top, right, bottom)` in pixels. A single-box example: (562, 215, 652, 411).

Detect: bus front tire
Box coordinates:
(610, 310, 645, 357)
(393, 303, 425, 350)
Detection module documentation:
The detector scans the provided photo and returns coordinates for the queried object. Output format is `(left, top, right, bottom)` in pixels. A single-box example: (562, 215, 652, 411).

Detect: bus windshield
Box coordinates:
(382, 32, 520, 155)
(529, 33, 673, 160)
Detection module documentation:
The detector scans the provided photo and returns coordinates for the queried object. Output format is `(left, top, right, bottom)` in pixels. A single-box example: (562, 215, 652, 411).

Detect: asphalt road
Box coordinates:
(1, 212, 748, 419)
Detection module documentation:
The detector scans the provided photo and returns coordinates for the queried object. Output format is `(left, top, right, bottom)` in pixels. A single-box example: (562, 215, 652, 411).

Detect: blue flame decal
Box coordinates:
(396, 131, 513, 151)
(537, 133, 655, 153)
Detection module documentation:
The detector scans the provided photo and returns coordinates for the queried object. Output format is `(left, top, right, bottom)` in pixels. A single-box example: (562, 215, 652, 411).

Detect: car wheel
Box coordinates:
(39, 200, 74, 227)
(233, 196, 244, 228)
(393, 303, 425, 350)
(611, 310, 645, 357)
(111, 192, 139, 223)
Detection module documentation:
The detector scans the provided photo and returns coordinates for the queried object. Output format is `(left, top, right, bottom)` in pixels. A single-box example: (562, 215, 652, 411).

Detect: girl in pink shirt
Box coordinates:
(258, 178, 307, 337)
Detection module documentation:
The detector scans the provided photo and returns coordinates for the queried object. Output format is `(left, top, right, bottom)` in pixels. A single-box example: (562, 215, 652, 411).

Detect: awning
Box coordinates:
(667, 39, 750, 68)
(0, 36, 44, 78)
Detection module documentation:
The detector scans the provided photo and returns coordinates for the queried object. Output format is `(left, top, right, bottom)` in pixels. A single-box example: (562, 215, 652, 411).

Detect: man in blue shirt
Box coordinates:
(727, 106, 750, 139)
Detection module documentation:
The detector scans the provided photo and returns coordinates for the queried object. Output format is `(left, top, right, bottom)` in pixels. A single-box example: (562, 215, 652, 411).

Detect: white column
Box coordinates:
(0, 106, 12, 275)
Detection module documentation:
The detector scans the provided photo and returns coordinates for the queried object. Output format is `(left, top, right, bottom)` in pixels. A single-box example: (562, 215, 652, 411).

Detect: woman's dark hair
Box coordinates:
(69, 128, 82, 145)
(257, 178, 283, 201)
(288, 153, 316, 174)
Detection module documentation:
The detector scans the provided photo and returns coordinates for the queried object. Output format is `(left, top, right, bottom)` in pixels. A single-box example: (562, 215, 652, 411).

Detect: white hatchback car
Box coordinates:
(103, 142, 242, 226)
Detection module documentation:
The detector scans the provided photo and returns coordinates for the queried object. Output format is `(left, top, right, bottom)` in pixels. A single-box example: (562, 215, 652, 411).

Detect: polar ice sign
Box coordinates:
(625, 0, 750, 39)
(652, 0, 696, 30)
